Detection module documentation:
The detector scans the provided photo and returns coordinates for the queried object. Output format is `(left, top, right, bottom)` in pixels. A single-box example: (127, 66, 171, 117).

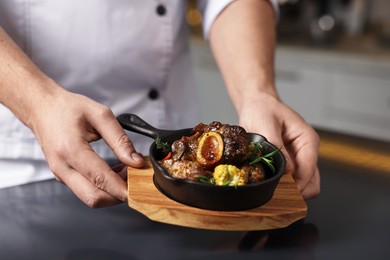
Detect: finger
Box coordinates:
(112, 163, 128, 180)
(117, 166, 128, 181)
(300, 167, 320, 199)
(69, 146, 128, 202)
(111, 163, 125, 173)
(258, 130, 295, 176)
(89, 108, 144, 168)
(289, 130, 320, 194)
(56, 165, 122, 208)
(279, 143, 295, 176)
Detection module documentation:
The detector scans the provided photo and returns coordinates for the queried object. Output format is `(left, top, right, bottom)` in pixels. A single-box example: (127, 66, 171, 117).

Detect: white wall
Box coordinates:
(191, 39, 390, 142)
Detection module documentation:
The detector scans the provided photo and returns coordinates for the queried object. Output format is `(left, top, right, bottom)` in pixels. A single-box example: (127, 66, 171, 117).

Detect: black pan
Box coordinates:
(117, 113, 286, 211)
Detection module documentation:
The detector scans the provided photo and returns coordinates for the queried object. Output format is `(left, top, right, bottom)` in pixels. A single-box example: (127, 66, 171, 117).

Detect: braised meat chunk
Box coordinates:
(157, 121, 277, 186)
(191, 121, 250, 165)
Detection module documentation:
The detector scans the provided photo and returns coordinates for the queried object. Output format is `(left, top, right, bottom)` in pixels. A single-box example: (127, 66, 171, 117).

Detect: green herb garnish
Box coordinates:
(248, 144, 282, 174)
(194, 175, 215, 184)
(155, 137, 171, 153)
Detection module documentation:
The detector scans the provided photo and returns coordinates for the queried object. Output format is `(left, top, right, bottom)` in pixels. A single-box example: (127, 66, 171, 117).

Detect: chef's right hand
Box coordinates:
(0, 27, 143, 207)
(30, 87, 145, 208)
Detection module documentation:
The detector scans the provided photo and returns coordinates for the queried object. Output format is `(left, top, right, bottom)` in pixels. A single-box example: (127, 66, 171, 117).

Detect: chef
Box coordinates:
(0, 0, 320, 207)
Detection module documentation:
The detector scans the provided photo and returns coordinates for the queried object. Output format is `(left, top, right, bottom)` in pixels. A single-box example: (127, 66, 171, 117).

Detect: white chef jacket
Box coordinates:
(0, 0, 278, 188)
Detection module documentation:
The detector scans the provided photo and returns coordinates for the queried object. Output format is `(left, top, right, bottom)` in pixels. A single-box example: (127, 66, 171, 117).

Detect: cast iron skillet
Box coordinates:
(117, 113, 286, 211)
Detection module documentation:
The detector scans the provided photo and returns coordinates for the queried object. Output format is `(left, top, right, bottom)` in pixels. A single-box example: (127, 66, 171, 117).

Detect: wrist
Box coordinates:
(233, 81, 280, 114)
(26, 78, 65, 129)
(0, 27, 65, 130)
(5, 73, 64, 129)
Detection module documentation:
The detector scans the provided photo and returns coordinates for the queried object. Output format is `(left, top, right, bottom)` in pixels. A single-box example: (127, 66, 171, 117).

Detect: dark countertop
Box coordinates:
(1, 158, 390, 260)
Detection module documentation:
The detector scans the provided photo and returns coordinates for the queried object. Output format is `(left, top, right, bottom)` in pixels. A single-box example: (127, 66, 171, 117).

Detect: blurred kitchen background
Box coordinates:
(187, 0, 390, 176)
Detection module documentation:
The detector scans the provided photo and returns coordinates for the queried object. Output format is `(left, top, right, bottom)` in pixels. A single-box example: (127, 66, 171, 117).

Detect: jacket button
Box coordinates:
(148, 88, 159, 100)
(156, 4, 166, 16)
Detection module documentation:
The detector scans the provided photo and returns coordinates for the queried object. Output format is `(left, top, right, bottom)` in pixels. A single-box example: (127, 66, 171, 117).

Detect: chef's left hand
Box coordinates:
(238, 92, 320, 199)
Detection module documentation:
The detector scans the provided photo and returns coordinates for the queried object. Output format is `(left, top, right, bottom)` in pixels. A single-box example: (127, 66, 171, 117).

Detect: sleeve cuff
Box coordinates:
(197, 0, 279, 40)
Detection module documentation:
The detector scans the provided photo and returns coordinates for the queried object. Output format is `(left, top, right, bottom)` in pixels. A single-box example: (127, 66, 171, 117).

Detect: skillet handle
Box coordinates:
(117, 113, 170, 139)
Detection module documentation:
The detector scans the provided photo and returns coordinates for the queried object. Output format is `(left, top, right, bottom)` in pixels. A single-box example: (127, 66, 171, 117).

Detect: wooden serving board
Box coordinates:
(127, 157, 307, 231)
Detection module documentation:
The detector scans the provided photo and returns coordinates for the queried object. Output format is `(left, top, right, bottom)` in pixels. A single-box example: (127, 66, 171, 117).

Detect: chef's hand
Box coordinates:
(30, 88, 145, 208)
(0, 27, 143, 207)
(238, 92, 320, 199)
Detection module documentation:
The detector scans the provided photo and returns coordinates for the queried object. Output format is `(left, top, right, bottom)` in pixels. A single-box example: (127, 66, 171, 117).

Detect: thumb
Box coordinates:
(112, 133, 145, 168)
(240, 119, 295, 176)
(90, 109, 145, 168)
(263, 133, 295, 176)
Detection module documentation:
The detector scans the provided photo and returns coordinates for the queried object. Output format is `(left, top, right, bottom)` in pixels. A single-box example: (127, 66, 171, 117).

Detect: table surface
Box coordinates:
(1, 158, 390, 260)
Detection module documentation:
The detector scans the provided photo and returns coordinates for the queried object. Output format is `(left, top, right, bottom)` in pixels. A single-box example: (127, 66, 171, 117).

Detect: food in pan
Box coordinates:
(156, 121, 281, 186)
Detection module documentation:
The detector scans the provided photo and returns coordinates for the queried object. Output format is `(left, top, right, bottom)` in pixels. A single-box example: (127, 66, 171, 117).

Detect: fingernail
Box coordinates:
(131, 152, 143, 162)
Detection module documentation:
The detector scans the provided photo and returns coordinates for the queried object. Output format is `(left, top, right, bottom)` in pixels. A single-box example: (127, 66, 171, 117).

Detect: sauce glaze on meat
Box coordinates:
(159, 121, 266, 185)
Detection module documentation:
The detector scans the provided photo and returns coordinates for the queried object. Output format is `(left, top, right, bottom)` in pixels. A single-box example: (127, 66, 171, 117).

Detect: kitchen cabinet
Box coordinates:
(275, 46, 390, 142)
